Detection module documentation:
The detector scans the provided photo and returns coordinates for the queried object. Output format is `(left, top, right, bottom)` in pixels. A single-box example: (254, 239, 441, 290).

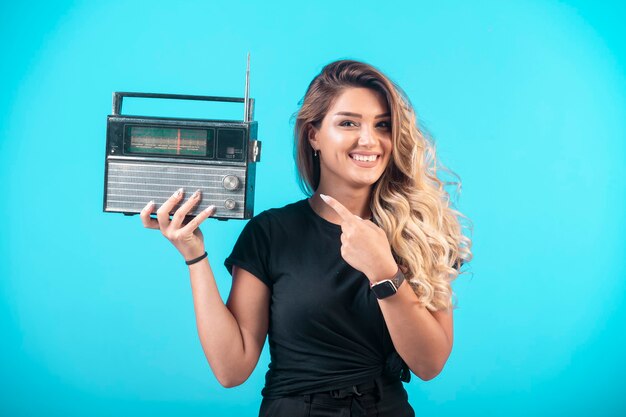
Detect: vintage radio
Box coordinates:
(103, 60, 261, 220)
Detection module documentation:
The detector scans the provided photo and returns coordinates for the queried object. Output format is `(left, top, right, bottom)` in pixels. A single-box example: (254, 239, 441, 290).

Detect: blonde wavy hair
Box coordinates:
(294, 60, 472, 311)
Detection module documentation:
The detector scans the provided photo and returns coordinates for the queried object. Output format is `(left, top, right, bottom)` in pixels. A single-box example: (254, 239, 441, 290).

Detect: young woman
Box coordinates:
(140, 60, 472, 417)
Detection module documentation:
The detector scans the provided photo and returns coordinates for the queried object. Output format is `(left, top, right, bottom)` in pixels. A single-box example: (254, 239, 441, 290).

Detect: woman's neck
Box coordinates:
(308, 185, 372, 225)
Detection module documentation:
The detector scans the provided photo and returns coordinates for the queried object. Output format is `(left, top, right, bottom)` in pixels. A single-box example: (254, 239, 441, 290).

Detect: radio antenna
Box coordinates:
(243, 52, 250, 122)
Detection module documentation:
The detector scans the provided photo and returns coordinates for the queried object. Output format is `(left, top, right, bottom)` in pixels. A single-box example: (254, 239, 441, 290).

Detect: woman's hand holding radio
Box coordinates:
(140, 188, 216, 262)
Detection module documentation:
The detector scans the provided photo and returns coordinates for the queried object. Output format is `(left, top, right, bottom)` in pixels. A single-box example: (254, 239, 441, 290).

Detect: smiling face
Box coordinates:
(308, 87, 393, 192)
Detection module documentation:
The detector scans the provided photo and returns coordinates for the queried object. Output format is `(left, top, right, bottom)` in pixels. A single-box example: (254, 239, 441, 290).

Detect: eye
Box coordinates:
(376, 120, 391, 129)
(339, 120, 358, 127)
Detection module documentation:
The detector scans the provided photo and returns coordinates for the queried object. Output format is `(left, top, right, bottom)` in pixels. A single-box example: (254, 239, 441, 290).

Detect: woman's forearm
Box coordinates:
(378, 283, 453, 380)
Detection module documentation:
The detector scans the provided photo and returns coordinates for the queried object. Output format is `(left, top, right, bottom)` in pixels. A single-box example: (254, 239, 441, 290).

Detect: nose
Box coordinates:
(357, 125, 377, 147)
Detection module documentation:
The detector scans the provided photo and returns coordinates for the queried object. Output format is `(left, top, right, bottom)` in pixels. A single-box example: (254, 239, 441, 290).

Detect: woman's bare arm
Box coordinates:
(319, 194, 453, 380)
(377, 283, 453, 380)
(140, 189, 269, 387)
(189, 261, 269, 387)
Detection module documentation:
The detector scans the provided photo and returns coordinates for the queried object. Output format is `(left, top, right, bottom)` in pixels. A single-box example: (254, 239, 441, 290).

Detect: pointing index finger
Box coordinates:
(319, 194, 357, 223)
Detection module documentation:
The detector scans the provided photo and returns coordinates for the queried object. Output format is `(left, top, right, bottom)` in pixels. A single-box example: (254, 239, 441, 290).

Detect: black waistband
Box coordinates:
(327, 379, 378, 399)
(308, 373, 401, 402)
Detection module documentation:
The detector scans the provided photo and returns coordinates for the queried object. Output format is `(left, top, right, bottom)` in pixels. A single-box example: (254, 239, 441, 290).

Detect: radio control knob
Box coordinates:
(224, 199, 237, 210)
(222, 175, 240, 191)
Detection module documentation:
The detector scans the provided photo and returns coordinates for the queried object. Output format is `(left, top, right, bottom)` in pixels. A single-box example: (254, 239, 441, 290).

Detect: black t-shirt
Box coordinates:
(224, 199, 402, 399)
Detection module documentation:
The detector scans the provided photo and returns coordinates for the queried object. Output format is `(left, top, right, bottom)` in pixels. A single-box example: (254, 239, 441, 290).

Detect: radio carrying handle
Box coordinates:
(112, 92, 255, 122)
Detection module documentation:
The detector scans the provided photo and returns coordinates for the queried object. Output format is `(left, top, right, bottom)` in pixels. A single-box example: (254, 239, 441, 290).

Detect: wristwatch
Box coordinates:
(370, 268, 405, 299)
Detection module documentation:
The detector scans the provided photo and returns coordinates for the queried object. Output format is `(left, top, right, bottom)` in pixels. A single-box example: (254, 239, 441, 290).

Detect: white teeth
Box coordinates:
(351, 154, 377, 162)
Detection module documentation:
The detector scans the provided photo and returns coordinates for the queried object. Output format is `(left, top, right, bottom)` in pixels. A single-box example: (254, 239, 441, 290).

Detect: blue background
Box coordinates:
(1, 0, 625, 415)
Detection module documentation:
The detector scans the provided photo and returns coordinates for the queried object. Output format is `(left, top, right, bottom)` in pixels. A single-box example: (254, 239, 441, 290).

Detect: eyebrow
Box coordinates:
(334, 112, 391, 119)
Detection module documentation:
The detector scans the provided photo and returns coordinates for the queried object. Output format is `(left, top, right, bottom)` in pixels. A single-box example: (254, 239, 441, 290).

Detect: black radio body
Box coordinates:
(103, 92, 261, 220)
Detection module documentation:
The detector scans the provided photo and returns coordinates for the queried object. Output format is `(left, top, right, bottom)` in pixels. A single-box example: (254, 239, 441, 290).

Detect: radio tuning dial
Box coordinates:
(222, 175, 240, 191)
(224, 199, 237, 210)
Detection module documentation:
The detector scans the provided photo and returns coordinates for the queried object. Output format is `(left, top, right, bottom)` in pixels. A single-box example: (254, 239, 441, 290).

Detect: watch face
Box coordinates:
(371, 280, 397, 299)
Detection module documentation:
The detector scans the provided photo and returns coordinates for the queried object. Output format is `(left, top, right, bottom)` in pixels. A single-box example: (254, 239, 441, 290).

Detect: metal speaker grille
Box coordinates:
(105, 161, 246, 218)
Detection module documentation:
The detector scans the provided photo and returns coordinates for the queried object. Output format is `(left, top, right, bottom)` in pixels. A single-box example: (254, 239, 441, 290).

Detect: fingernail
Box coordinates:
(204, 205, 215, 213)
(174, 188, 183, 197)
(192, 189, 201, 198)
(143, 201, 155, 211)
(319, 194, 328, 201)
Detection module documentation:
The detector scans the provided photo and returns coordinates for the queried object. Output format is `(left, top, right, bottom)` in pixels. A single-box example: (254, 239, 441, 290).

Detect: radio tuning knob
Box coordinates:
(224, 199, 237, 210)
(222, 175, 240, 191)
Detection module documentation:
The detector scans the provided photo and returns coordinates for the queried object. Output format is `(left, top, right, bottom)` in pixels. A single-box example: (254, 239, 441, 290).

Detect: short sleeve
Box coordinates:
(224, 213, 273, 289)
